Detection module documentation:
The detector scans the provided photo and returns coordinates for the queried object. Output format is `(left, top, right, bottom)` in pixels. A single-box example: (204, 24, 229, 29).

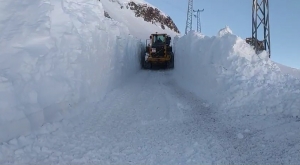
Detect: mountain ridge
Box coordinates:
(100, 0, 180, 39)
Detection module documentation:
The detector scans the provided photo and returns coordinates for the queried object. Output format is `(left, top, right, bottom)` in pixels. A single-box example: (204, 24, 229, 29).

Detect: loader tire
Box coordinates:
(167, 52, 174, 69)
(140, 52, 145, 69)
(140, 52, 151, 69)
(143, 61, 151, 69)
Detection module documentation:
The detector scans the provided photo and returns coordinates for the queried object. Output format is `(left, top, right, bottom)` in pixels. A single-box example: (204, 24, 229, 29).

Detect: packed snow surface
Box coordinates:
(1, 71, 300, 164)
(173, 27, 300, 117)
(275, 62, 300, 79)
(0, 0, 142, 143)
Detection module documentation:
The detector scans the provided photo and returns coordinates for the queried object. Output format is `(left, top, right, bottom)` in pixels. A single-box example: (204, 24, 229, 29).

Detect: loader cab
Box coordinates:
(153, 34, 165, 44)
(147, 33, 171, 46)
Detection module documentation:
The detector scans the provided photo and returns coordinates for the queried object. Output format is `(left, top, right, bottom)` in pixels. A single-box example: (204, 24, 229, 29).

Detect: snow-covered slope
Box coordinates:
(100, 0, 179, 40)
(275, 62, 300, 79)
(173, 27, 300, 117)
(0, 0, 142, 143)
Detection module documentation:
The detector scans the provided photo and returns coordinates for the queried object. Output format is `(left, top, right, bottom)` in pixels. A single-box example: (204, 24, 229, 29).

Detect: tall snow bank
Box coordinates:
(173, 27, 300, 117)
(0, 0, 141, 143)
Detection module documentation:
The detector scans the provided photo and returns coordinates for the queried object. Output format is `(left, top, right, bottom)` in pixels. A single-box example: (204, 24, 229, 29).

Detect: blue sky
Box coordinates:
(146, 0, 300, 69)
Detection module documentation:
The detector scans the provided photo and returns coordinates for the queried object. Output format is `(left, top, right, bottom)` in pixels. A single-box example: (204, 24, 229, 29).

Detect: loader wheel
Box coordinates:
(140, 52, 151, 69)
(167, 52, 174, 69)
(140, 52, 145, 69)
(144, 61, 151, 69)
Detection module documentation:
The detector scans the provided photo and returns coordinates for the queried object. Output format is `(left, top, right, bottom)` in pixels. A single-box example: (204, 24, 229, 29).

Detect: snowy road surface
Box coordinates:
(1, 70, 300, 164)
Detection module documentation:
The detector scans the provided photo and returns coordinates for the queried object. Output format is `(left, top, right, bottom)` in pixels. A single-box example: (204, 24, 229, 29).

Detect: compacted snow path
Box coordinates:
(1, 70, 300, 164)
(0, 70, 232, 164)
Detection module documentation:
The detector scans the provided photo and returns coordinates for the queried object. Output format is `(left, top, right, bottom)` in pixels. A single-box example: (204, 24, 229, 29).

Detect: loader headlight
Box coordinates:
(151, 48, 156, 52)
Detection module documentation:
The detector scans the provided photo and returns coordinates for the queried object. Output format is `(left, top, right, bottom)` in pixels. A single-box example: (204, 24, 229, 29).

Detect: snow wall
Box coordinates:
(174, 27, 300, 117)
(0, 0, 141, 143)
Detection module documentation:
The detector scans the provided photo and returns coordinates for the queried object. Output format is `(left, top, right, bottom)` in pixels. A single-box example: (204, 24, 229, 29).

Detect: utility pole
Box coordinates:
(185, 0, 193, 34)
(252, 0, 271, 57)
(193, 9, 204, 33)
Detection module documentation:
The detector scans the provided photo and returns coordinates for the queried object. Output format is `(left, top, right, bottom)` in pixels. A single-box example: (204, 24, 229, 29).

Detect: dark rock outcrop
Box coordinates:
(126, 1, 180, 33)
(101, 0, 180, 33)
(104, 11, 111, 18)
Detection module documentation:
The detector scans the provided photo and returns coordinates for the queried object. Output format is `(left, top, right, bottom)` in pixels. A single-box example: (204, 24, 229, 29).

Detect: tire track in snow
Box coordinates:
(162, 73, 237, 164)
(0, 70, 239, 164)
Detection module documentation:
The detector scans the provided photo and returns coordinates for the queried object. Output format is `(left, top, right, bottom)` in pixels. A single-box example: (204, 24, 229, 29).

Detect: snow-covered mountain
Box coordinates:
(100, 0, 180, 39)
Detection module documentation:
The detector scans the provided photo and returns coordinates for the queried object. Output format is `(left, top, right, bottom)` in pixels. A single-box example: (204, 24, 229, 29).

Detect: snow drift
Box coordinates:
(0, 0, 142, 143)
(174, 27, 300, 117)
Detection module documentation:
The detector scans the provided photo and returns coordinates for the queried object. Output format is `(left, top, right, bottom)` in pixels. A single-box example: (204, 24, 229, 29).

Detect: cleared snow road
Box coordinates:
(1, 70, 300, 164)
(0, 70, 231, 164)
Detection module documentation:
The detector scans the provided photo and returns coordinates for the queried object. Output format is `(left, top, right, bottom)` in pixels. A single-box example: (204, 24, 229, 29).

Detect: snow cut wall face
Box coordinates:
(0, 0, 141, 143)
(174, 27, 300, 117)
